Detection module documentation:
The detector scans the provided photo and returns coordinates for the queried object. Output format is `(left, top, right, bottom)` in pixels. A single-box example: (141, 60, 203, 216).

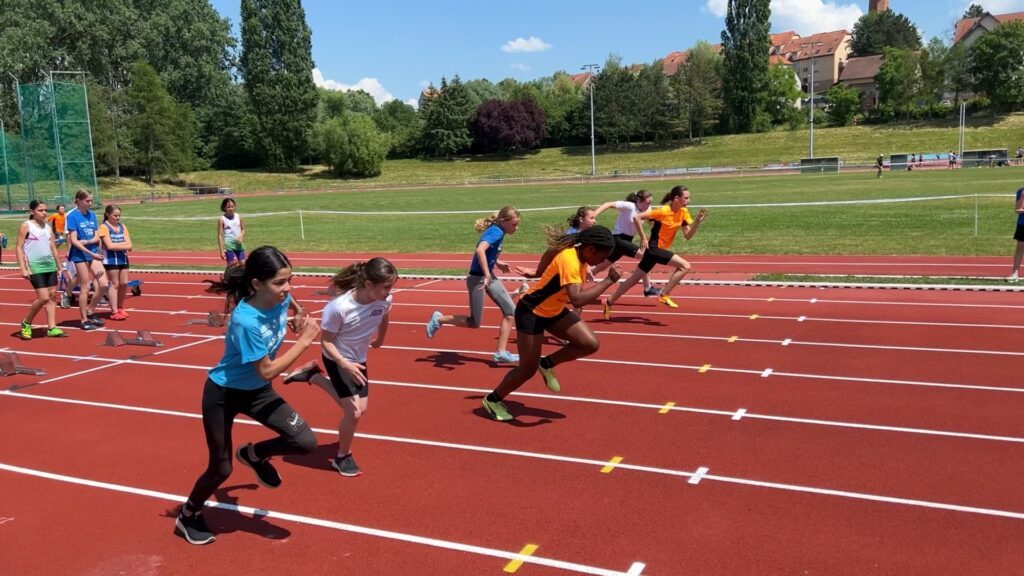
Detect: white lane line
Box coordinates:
(687, 467, 710, 485)
(797, 316, 806, 322)
(31, 336, 221, 386)
(4, 391, 1024, 521)
(732, 409, 747, 421)
(781, 339, 792, 346)
(0, 462, 642, 576)
(760, 368, 773, 378)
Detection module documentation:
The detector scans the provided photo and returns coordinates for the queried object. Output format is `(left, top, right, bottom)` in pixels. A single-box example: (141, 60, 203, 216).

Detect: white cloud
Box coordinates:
(964, 0, 1024, 13)
(312, 68, 397, 105)
(501, 36, 552, 53)
(704, 0, 862, 33)
(405, 98, 419, 109)
(511, 63, 531, 71)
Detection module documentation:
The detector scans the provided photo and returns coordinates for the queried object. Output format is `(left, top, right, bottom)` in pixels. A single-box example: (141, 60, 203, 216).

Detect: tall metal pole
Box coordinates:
(582, 64, 599, 177)
(1, 119, 10, 211)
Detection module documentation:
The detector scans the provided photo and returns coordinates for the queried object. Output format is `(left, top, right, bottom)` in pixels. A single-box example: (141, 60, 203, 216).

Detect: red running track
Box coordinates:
(0, 271, 1022, 575)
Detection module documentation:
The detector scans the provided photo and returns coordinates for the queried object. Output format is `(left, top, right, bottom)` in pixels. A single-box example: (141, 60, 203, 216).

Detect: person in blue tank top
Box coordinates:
(1009, 187, 1024, 283)
(174, 246, 320, 546)
(425, 206, 527, 364)
(98, 204, 133, 320)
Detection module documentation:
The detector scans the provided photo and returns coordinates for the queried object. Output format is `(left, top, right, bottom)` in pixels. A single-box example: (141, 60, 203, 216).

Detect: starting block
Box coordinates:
(103, 330, 164, 348)
(185, 311, 227, 328)
(128, 279, 143, 296)
(0, 352, 46, 377)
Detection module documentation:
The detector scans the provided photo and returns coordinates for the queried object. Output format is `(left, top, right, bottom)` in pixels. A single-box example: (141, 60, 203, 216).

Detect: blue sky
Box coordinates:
(208, 0, 1024, 106)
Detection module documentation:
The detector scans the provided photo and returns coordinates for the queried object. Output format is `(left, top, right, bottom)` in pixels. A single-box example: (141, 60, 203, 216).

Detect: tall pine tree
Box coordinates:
(240, 0, 318, 169)
(720, 0, 772, 133)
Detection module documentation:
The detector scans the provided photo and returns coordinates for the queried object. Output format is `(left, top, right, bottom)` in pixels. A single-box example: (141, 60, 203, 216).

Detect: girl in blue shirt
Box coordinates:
(175, 246, 320, 546)
(426, 206, 525, 363)
(66, 189, 108, 330)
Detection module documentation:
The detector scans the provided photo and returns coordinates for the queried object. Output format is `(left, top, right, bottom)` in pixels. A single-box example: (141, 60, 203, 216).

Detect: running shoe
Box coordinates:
(236, 443, 282, 489)
(658, 295, 679, 309)
(425, 311, 442, 339)
(283, 360, 321, 385)
(175, 507, 215, 545)
(331, 453, 362, 477)
(87, 314, 105, 326)
(109, 311, 128, 321)
(643, 286, 662, 297)
(80, 320, 98, 331)
(19, 321, 32, 340)
(59, 292, 70, 309)
(492, 350, 520, 363)
(603, 300, 613, 320)
(482, 396, 513, 421)
(118, 308, 131, 318)
(539, 364, 561, 393)
(45, 327, 66, 338)
(1008, 272, 1020, 283)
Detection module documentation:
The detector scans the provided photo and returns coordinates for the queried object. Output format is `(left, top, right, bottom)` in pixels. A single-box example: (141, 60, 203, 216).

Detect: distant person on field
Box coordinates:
(1016, 146, 1023, 165)
(1008, 187, 1024, 283)
(217, 198, 245, 268)
(46, 203, 67, 247)
(876, 154, 884, 178)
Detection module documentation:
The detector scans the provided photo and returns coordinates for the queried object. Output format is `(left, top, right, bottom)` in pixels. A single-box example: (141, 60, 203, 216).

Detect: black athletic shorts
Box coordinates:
(637, 246, 675, 273)
(607, 234, 640, 263)
(29, 271, 58, 289)
(322, 354, 368, 399)
(1014, 224, 1024, 242)
(514, 302, 579, 335)
(103, 263, 129, 271)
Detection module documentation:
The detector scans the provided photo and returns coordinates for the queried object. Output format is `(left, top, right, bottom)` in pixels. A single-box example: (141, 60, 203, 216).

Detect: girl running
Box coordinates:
(481, 226, 620, 422)
(217, 198, 245, 268)
(592, 190, 659, 297)
(603, 186, 707, 318)
(66, 189, 108, 330)
(175, 246, 319, 546)
(284, 258, 397, 477)
(426, 207, 523, 363)
(15, 200, 64, 339)
(97, 205, 133, 320)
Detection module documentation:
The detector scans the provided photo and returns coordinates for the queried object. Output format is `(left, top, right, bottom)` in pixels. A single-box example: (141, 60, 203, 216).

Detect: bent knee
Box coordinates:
(293, 429, 317, 454)
(579, 337, 600, 355)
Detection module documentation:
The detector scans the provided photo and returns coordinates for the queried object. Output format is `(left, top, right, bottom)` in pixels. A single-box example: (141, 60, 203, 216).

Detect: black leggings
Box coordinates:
(185, 379, 316, 509)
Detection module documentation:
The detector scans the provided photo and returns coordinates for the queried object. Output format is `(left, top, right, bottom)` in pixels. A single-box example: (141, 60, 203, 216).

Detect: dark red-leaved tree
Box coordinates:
(469, 99, 547, 153)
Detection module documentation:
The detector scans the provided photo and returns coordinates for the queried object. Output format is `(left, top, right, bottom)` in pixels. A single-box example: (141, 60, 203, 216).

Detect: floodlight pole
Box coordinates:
(1, 119, 10, 211)
(582, 64, 599, 177)
(801, 42, 824, 159)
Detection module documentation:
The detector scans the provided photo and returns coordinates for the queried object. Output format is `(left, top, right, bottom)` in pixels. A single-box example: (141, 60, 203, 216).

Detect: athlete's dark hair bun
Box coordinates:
(579, 225, 615, 251)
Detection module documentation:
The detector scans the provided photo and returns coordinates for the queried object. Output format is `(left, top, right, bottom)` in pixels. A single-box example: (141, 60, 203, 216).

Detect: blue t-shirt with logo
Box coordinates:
(66, 209, 99, 262)
(208, 294, 291, 390)
(468, 224, 505, 276)
(1017, 188, 1024, 225)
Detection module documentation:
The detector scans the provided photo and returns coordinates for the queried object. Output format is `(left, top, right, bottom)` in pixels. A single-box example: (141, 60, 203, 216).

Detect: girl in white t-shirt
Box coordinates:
(285, 257, 397, 477)
(592, 190, 658, 296)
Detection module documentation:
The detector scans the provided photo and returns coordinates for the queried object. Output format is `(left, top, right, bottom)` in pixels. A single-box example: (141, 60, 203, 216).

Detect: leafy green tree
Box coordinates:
(344, 90, 378, 116)
(419, 76, 474, 158)
(85, 81, 119, 175)
(875, 47, 922, 120)
(125, 61, 195, 183)
(593, 56, 635, 145)
(918, 37, 948, 104)
(764, 64, 802, 125)
(850, 9, 922, 57)
(374, 99, 421, 158)
(969, 21, 1024, 109)
(963, 4, 985, 19)
(944, 42, 971, 105)
(203, 82, 261, 168)
(240, 0, 318, 168)
(464, 79, 502, 110)
(825, 83, 861, 126)
(320, 112, 389, 177)
(678, 41, 724, 139)
(720, 0, 772, 133)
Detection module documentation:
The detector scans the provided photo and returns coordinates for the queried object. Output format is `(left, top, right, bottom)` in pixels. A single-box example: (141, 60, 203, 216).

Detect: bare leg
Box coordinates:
(310, 374, 367, 456)
(106, 269, 119, 316)
(24, 286, 50, 325)
(544, 315, 600, 368)
(1012, 241, 1024, 274)
(606, 267, 645, 306)
(496, 315, 514, 353)
(43, 286, 57, 328)
(658, 255, 692, 297)
(492, 331, 544, 398)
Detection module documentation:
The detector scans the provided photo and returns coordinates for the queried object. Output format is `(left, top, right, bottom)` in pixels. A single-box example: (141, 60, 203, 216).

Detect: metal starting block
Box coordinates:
(0, 352, 46, 376)
(185, 311, 227, 328)
(103, 330, 164, 348)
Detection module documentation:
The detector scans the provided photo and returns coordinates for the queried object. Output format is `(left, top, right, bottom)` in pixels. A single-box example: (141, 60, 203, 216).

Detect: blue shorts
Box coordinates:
(225, 249, 246, 263)
(69, 252, 94, 264)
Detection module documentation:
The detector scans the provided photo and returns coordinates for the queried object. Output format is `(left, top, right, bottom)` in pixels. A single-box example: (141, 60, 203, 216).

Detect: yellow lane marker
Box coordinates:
(600, 457, 624, 474)
(504, 544, 539, 573)
(658, 402, 676, 414)
(749, 314, 759, 320)
(727, 336, 738, 343)
(699, 364, 711, 373)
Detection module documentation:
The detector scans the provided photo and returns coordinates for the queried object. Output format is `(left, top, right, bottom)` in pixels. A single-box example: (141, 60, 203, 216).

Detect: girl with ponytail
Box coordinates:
(591, 189, 659, 297)
(426, 206, 525, 364)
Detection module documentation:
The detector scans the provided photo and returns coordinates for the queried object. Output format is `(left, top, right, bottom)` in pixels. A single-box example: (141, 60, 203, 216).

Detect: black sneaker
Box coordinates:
(80, 320, 98, 331)
(87, 314, 105, 327)
(236, 443, 282, 488)
(175, 508, 215, 545)
(331, 453, 362, 477)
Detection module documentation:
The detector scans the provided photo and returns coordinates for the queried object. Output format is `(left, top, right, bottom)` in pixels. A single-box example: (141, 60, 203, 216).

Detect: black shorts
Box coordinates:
(29, 271, 58, 289)
(514, 302, 579, 335)
(322, 354, 368, 399)
(637, 246, 675, 273)
(103, 263, 129, 271)
(1014, 224, 1024, 242)
(607, 234, 640, 263)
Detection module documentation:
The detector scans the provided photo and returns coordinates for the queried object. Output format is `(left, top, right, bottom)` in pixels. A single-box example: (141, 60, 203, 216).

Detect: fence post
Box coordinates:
(974, 193, 978, 237)
(299, 209, 305, 240)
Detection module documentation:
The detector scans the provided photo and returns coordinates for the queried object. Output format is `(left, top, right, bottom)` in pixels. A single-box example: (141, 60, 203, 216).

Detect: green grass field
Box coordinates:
(2, 167, 1015, 258)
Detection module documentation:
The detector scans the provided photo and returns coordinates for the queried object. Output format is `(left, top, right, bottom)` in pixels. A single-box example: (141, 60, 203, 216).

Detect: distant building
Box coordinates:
(838, 53, 883, 110)
(778, 30, 853, 102)
(954, 11, 1024, 46)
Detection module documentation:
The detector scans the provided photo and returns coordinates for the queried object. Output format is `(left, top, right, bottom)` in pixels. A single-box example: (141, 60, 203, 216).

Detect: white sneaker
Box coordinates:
(1007, 272, 1019, 283)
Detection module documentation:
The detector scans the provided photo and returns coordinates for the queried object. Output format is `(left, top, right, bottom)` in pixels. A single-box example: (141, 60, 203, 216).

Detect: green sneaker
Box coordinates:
(482, 397, 513, 421)
(539, 364, 560, 393)
(19, 322, 32, 340)
(46, 327, 66, 338)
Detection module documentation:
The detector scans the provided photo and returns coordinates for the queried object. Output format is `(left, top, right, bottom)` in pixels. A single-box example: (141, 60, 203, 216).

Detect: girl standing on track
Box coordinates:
(175, 246, 319, 546)
(426, 206, 524, 364)
(217, 198, 246, 269)
(15, 200, 65, 340)
(284, 258, 396, 477)
(603, 186, 707, 318)
(98, 205, 133, 320)
(481, 226, 620, 422)
(66, 189, 108, 330)
(591, 190, 660, 297)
